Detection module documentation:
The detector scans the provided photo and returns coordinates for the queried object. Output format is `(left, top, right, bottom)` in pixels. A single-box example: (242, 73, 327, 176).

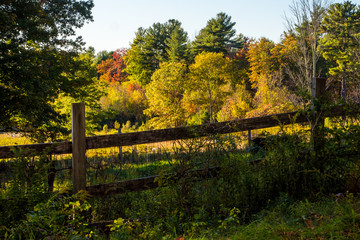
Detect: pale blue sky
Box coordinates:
(75, 0, 316, 53)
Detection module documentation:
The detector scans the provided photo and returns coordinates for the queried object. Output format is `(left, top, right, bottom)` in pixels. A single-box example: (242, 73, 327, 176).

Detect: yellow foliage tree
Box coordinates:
(216, 84, 252, 122)
(144, 62, 187, 128)
(246, 38, 295, 117)
(186, 52, 231, 123)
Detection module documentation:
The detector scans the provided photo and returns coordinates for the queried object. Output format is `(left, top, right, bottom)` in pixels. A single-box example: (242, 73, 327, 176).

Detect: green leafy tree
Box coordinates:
(192, 12, 237, 56)
(124, 29, 153, 86)
(321, 1, 360, 101)
(53, 48, 105, 140)
(165, 25, 190, 63)
(144, 62, 187, 128)
(186, 52, 231, 123)
(0, 0, 94, 141)
(94, 50, 113, 65)
(125, 20, 189, 85)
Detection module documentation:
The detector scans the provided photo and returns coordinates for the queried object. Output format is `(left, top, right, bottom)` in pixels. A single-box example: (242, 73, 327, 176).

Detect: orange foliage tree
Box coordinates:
(97, 48, 129, 85)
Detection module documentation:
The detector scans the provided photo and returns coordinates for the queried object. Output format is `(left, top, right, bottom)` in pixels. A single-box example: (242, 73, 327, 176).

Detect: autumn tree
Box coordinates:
(97, 48, 129, 85)
(53, 48, 105, 140)
(100, 81, 147, 127)
(145, 62, 187, 128)
(0, 0, 94, 141)
(216, 84, 252, 121)
(321, 1, 360, 101)
(186, 52, 231, 123)
(246, 38, 294, 117)
(213, 35, 253, 122)
(226, 34, 252, 89)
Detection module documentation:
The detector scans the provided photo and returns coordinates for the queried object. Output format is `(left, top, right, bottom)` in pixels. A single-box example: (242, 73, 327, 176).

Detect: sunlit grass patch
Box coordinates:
(0, 133, 31, 146)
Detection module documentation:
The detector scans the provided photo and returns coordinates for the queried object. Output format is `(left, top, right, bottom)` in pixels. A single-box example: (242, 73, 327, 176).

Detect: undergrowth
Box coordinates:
(1, 119, 360, 239)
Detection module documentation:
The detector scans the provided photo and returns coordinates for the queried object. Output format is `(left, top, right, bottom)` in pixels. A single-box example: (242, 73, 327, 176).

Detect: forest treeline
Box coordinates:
(1, 0, 360, 142)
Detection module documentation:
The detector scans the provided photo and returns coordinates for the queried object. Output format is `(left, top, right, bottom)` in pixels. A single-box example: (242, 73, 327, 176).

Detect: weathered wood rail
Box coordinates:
(0, 104, 354, 159)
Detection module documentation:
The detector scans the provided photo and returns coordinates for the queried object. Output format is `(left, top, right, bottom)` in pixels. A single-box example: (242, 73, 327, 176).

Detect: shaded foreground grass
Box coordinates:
(167, 194, 360, 240)
(96, 193, 360, 239)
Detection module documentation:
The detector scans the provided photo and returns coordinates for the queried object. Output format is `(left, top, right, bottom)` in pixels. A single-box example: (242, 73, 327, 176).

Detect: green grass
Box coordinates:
(101, 194, 360, 240)
(171, 194, 360, 240)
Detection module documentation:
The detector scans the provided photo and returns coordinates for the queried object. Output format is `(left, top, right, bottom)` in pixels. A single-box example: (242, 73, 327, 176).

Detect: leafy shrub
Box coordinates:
(5, 191, 98, 239)
(0, 151, 52, 229)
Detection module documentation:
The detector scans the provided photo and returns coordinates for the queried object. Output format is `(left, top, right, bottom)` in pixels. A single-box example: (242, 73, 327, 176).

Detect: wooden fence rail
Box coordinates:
(0, 104, 354, 160)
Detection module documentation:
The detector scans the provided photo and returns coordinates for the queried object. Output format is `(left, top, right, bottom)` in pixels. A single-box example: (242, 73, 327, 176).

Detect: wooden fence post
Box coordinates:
(311, 77, 327, 151)
(72, 103, 86, 193)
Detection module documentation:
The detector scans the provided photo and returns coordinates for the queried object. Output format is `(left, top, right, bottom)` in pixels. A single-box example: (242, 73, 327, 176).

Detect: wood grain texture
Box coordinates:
(72, 103, 86, 192)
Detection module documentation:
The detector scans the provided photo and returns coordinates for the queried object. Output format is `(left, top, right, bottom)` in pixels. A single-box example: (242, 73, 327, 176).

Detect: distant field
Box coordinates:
(0, 133, 31, 146)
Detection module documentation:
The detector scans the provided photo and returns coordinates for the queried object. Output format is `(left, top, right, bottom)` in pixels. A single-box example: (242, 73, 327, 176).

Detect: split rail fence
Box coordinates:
(0, 78, 359, 196)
